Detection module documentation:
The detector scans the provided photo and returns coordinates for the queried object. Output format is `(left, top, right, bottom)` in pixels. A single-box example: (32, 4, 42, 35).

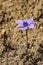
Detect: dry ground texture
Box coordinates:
(0, 0, 43, 65)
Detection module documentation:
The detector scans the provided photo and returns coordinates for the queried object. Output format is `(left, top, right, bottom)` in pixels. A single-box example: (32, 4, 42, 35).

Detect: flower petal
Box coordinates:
(28, 24, 34, 28)
(16, 20, 23, 25)
(20, 27, 27, 31)
(16, 25, 20, 28)
(26, 18, 34, 25)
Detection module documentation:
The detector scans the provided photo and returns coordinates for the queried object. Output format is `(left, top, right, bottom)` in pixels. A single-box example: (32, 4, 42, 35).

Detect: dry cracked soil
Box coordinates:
(0, 0, 43, 65)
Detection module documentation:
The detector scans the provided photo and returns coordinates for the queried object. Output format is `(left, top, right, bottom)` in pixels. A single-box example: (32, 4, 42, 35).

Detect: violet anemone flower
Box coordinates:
(16, 18, 35, 31)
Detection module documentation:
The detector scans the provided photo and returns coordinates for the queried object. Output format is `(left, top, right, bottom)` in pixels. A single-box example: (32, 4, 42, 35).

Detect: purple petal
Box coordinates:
(16, 20, 23, 25)
(26, 18, 34, 25)
(20, 27, 27, 31)
(28, 24, 34, 28)
(16, 25, 20, 28)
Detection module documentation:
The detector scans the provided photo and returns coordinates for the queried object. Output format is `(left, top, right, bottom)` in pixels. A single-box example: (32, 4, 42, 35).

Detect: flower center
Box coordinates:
(23, 22, 28, 27)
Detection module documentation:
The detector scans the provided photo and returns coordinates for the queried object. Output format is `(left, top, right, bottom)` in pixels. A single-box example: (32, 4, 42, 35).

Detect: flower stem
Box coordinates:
(26, 29, 28, 44)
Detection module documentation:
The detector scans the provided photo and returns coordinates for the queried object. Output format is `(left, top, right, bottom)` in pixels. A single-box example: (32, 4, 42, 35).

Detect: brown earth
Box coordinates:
(0, 0, 43, 65)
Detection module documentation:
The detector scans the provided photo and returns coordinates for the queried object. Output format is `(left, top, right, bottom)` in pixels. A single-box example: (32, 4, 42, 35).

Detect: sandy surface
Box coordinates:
(0, 0, 43, 65)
